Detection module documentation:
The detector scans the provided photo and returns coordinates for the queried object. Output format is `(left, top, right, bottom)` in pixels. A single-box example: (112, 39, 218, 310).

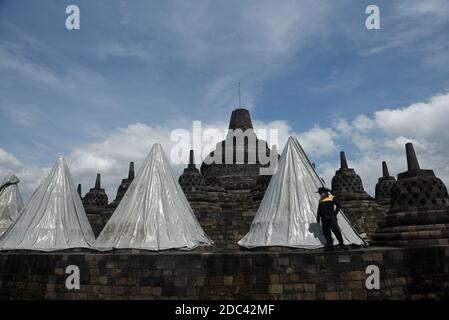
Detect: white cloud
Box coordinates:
(333, 118, 352, 136)
(321, 91, 449, 195)
(374, 92, 449, 146)
(67, 123, 176, 200)
(0, 148, 50, 199)
(352, 115, 376, 132)
(351, 133, 378, 153)
(0, 148, 22, 168)
(297, 126, 338, 157)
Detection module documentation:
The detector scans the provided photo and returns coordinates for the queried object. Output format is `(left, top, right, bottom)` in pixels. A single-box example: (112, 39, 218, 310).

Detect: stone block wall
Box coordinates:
(86, 208, 114, 237)
(1, 246, 449, 300)
(339, 200, 386, 238)
(187, 189, 262, 249)
(188, 197, 226, 247)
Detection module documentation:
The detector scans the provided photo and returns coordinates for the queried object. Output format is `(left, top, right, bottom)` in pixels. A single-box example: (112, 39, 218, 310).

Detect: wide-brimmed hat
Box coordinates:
(316, 187, 331, 194)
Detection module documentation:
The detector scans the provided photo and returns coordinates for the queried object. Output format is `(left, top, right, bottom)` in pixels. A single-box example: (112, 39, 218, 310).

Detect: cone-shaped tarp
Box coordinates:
(0, 158, 95, 251)
(239, 137, 366, 249)
(0, 174, 24, 236)
(94, 144, 212, 251)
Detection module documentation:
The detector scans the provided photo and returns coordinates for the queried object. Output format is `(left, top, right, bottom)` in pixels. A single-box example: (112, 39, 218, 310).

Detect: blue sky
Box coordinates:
(1, 0, 449, 200)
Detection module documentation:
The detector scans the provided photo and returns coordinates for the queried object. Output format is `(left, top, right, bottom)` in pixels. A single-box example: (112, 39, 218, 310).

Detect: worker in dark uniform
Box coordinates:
(316, 187, 348, 251)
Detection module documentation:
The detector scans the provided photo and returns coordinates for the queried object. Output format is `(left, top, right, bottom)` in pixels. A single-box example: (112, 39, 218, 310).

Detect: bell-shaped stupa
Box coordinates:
(374, 143, 449, 246)
(178, 150, 206, 195)
(82, 173, 108, 209)
(332, 152, 371, 201)
(200, 108, 276, 190)
(331, 151, 386, 238)
(375, 161, 396, 208)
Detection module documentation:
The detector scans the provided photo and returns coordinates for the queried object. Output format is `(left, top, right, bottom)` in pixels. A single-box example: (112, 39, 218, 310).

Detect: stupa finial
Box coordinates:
(188, 150, 196, 169)
(340, 151, 348, 169)
(382, 161, 390, 177)
(405, 143, 420, 170)
(128, 162, 135, 180)
(95, 173, 101, 189)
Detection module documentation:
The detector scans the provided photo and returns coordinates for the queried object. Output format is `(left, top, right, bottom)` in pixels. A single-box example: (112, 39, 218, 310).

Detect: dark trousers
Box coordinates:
(322, 218, 344, 247)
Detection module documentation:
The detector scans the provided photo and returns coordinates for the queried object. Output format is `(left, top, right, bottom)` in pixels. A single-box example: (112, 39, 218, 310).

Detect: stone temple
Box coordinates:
(1, 108, 449, 300)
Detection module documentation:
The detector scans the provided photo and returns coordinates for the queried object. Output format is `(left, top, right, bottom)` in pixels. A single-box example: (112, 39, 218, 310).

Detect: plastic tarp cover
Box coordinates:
(94, 144, 212, 251)
(0, 174, 24, 236)
(0, 158, 95, 251)
(238, 136, 366, 249)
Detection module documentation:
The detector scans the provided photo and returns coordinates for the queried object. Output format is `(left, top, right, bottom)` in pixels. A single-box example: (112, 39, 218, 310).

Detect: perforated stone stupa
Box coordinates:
(375, 161, 396, 208)
(331, 151, 385, 238)
(82, 174, 111, 236)
(178, 150, 225, 246)
(178, 150, 206, 195)
(374, 143, 449, 247)
(204, 176, 225, 192)
(82, 174, 108, 209)
(332, 152, 370, 201)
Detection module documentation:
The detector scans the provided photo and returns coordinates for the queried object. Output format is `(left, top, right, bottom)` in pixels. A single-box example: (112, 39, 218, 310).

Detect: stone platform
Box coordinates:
(1, 246, 448, 300)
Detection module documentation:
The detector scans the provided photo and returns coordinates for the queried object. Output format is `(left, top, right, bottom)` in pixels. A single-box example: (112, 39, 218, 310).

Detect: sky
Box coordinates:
(1, 0, 449, 201)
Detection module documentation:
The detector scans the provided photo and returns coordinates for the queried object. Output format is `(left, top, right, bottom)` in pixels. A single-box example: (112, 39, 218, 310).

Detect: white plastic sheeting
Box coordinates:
(238, 136, 366, 249)
(94, 144, 212, 251)
(0, 174, 24, 236)
(0, 158, 95, 251)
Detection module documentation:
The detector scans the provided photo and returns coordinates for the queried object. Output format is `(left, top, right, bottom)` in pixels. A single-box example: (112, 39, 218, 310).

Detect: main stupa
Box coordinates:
(201, 108, 277, 190)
